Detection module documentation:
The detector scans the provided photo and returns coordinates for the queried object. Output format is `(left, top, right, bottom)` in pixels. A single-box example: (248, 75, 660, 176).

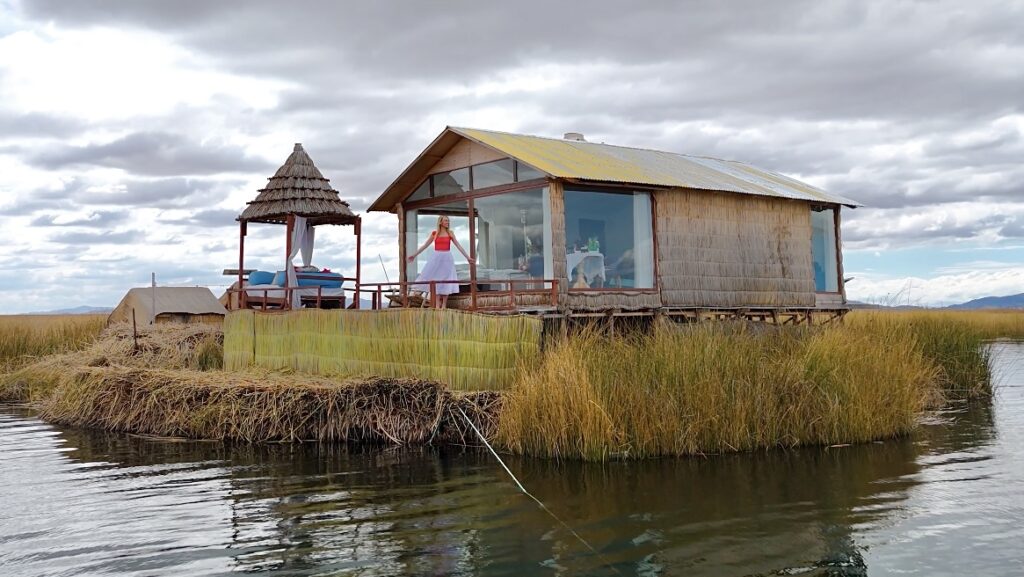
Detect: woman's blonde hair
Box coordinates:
(435, 215, 449, 234)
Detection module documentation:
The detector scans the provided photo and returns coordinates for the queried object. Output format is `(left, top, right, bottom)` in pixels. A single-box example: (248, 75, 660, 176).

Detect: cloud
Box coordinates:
(30, 211, 127, 228)
(0, 110, 85, 138)
(164, 207, 240, 228)
(3, 1, 1024, 311)
(47, 230, 144, 245)
(847, 266, 1024, 307)
(27, 132, 272, 176)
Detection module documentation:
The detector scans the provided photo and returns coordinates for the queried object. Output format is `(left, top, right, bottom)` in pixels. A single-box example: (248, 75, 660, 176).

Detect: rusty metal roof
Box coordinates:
(454, 127, 860, 206)
(368, 127, 860, 211)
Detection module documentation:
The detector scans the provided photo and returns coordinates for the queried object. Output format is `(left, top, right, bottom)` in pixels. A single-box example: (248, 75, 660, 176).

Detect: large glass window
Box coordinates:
(431, 168, 470, 197)
(563, 189, 655, 289)
(472, 159, 515, 189)
(515, 161, 544, 182)
(408, 179, 430, 202)
(473, 187, 552, 289)
(811, 207, 839, 292)
(405, 200, 472, 285)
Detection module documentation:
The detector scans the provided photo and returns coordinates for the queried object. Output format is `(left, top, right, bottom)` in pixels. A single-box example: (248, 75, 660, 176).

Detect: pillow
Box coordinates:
(248, 270, 275, 285)
(271, 271, 287, 287)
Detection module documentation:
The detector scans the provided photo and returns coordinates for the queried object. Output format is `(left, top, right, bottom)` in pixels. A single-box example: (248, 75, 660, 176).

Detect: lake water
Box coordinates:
(1, 343, 1022, 577)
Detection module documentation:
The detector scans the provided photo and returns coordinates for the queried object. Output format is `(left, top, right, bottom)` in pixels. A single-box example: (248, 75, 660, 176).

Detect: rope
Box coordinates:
(455, 406, 623, 575)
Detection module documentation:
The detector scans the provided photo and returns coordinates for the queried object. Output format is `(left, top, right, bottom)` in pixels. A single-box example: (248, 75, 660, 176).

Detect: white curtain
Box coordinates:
(301, 223, 315, 268)
(633, 194, 655, 288)
(286, 216, 311, 308)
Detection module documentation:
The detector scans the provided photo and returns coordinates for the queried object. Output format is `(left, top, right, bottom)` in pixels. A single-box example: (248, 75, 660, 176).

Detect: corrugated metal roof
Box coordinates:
(451, 127, 861, 207)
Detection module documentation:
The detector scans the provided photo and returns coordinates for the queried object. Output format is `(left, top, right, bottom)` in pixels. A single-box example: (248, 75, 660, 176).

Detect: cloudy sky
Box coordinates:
(1, 0, 1022, 313)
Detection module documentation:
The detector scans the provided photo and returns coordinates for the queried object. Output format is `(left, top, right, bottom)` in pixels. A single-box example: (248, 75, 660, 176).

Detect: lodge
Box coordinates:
(227, 128, 859, 324)
(367, 127, 860, 323)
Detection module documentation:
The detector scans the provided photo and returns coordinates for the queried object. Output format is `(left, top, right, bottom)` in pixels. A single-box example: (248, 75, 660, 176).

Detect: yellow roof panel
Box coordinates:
(452, 127, 860, 206)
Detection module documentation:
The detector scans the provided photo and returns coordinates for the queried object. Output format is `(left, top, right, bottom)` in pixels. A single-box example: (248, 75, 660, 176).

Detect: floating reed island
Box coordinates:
(2, 133, 1017, 459)
(0, 309, 1011, 460)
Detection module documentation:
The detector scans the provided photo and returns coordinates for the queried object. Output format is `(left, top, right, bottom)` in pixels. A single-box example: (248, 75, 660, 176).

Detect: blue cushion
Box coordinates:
(248, 270, 275, 285)
(297, 272, 343, 288)
(268, 270, 343, 288)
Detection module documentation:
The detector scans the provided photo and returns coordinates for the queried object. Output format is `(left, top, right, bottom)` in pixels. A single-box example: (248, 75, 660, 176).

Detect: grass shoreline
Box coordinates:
(1, 310, 1016, 460)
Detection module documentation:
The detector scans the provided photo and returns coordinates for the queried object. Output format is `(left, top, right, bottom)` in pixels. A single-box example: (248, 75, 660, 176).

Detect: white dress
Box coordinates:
(413, 234, 460, 295)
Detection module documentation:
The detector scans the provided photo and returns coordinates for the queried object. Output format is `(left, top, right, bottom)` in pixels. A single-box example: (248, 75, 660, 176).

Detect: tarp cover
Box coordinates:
(108, 287, 227, 324)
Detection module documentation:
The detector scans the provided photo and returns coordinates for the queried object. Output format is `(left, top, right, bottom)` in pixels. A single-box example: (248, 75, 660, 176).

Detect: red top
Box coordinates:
(434, 234, 451, 251)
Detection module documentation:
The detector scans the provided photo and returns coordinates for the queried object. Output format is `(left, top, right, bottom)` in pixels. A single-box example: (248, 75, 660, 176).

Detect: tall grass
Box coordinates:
(849, 309, 1024, 341)
(0, 315, 106, 372)
(496, 322, 943, 461)
(848, 310, 1023, 397)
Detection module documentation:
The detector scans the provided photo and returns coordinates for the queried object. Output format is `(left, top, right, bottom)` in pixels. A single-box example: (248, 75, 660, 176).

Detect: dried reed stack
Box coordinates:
(38, 369, 500, 444)
(224, 309, 542, 391)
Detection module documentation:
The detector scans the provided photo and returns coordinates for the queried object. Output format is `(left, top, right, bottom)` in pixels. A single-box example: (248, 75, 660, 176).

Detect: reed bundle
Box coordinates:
(36, 368, 499, 444)
(224, 309, 542, 391)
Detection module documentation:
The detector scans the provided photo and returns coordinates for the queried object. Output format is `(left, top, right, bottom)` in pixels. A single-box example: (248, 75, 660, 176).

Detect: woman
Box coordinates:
(407, 216, 474, 308)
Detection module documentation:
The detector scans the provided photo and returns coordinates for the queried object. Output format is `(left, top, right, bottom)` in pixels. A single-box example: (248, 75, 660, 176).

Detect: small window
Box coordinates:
(432, 168, 470, 197)
(472, 159, 515, 189)
(811, 207, 839, 292)
(408, 179, 431, 202)
(516, 161, 544, 182)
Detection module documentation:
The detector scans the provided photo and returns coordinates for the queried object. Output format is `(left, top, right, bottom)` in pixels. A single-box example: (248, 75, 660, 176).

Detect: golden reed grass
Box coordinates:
(0, 314, 105, 372)
(848, 309, 1024, 397)
(496, 321, 945, 461)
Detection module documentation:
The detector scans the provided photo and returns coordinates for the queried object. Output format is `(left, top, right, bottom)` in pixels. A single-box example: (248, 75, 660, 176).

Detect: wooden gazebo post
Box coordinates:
(238, 219, 247, 309)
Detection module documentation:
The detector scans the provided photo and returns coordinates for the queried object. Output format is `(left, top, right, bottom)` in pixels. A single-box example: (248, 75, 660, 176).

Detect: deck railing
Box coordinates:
(354, 279, 560, 311)
(229, 277, 560, 312)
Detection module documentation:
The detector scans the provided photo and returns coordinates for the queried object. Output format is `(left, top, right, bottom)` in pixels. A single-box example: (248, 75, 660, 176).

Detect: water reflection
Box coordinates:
(1, 343, 1020, 577)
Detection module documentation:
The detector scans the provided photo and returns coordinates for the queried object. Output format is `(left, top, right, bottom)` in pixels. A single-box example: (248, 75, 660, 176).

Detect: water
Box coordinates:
(1, 344, 1022, 577)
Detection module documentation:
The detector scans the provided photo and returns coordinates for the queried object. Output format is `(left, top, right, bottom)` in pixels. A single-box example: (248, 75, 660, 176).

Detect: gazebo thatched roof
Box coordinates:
(239, 143, 358, 226)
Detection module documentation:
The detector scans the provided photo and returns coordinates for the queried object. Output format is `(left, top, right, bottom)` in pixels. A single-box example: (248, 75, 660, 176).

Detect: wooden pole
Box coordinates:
(354, 217, 362, 309)
(397, 203, 407, 301)
(468, 198, 477, 311)
(150, 272, 156, 324)
(284, 215, 294, 310)
(238, 220, 247, 310)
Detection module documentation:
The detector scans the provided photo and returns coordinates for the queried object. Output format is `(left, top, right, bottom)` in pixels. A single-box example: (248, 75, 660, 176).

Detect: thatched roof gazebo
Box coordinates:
(236, 143, 362, 309)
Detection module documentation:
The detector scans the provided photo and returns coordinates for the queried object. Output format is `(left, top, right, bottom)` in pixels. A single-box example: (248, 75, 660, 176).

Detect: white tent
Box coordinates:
(108, 287, 227, 326)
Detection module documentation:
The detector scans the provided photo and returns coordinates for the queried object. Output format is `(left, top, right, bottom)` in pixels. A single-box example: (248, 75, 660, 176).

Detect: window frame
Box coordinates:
(810, 204, 842, 295)
(562, 185, 660, 293)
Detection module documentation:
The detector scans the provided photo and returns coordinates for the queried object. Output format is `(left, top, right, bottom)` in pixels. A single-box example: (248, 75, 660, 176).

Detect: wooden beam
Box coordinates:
(354, 217, 362, 309)
(284, 214, 294, 310)
(237, 220, 247, 310)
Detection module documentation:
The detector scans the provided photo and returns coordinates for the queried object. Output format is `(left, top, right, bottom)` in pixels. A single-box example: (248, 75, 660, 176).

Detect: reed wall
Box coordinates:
(655, 189, 817, 307)
(224, 309, 542, 391)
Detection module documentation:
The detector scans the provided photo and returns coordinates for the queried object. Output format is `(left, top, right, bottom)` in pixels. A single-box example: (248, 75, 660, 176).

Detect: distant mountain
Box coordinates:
(29, 305, 113, 315)
(947, 293, 1024, 310)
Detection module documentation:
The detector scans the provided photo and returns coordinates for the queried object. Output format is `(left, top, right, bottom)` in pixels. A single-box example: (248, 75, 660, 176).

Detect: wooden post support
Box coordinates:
(354, 217, 362, 309)
(468, 198, 477, 311)
(238, 220, 247, 310)
(284, 214, 294, 310)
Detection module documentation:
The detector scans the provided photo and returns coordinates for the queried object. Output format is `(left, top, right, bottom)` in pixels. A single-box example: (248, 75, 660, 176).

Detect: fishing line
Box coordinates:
(455, 406, 623, 576)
